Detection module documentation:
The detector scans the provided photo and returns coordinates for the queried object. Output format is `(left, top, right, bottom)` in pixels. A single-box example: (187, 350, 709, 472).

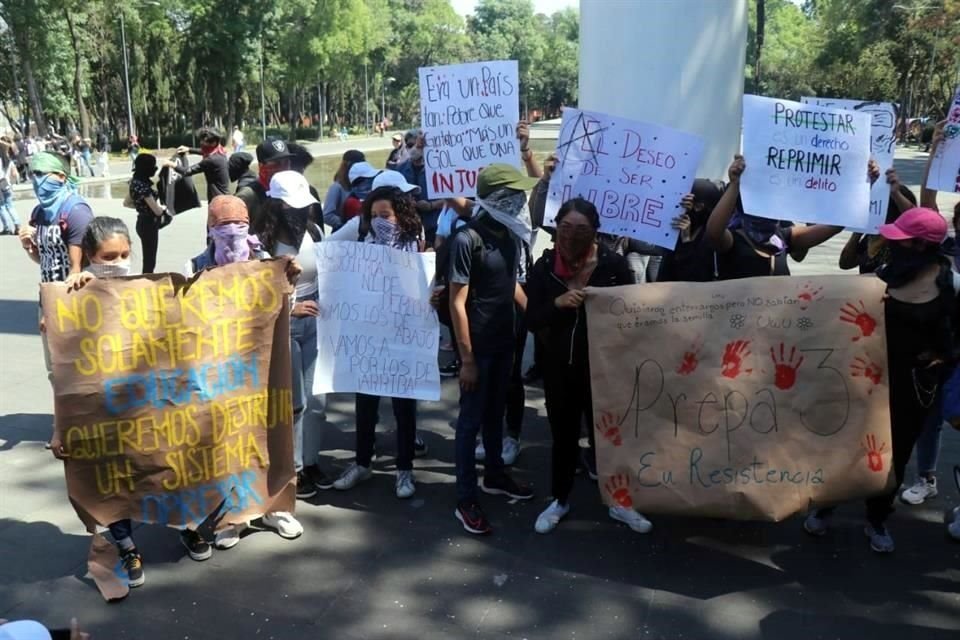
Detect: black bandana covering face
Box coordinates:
(280, 206, 310, 247)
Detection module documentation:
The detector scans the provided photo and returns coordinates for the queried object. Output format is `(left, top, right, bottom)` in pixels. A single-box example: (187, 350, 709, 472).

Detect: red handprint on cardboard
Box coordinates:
(676, 336, 703, 376)
(863, 434, 887, 472)
(839, 300, 877, 342)
(770, 343, 804, 390)
(604, 473, 633, 509)
(796, 282, 823, 311)
(721, 340, 753, 379)
(595, 411, 623, 447)
(850, 356, 883, 394)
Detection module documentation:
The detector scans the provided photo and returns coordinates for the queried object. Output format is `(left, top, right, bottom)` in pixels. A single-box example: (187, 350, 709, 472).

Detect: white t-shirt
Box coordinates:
(232, 130, 245, 146)
(274, 232, 319, 299)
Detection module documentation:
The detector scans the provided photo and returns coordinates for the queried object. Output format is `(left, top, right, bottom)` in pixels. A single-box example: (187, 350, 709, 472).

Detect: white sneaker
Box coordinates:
(900, 477, 937, 505)
(609, 506, 652, 533)
(534, 500, 570, 534)
(334, 463, 372, 490)
(502, 437, 520, 466)
(396, 470, 416, 499)
(475, 441, 486, 462)
(262, 512, 303, 539)
(214, 523, 246, 549)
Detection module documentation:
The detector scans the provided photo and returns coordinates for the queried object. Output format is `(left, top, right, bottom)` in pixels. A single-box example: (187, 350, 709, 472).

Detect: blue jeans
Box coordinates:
(108, 519, 133, 541)
(915, 407, 943, 476)
(291, 309, 326, 472)
(455, 351, 513, 503)
(0, 188, 18, 232)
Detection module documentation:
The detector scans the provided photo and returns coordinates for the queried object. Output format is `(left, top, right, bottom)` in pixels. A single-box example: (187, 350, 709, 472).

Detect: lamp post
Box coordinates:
(120, 12, 135, 137)
(364, 62, 370, 135)
(259, 35, 267, 138)
(382, 76, 395, 128)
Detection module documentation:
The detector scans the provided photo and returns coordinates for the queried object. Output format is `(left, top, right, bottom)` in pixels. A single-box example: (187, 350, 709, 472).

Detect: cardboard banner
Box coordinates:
(312, 241, 440, 401)
(802, 97, 897, 233)
(927, 85, 960, 194)
(545, 107, 704, 250)
(419, 60, 520, 198)
(586, 275, 893, 521)
(40, 260, 296, 535)
(741, 94, 872, 228)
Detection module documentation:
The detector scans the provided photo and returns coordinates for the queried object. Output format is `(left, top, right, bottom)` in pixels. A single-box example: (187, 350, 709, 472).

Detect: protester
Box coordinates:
(398, 146, 444, 246)
(232, 125, 245, 153)
(449, 163, 538, 535)
(129, 154, 169, 274)
(386, 132, 408, 170)
(340, 161, 381, 222)
(230, 151, 257, 194)
(524, 198, 649, 534)
(838, 169, 918, 274)
(167, 128, 230, 203)
(0, 138, 19, 235)
(246, 139, 295, 234)
(657, 179, 724, 282)
(258, 172, 331, 499)
(333, 185, 426, 498)
(287, 142, 325, 227)
(803, 207, 956, 553)
(323, 149, 366, 229)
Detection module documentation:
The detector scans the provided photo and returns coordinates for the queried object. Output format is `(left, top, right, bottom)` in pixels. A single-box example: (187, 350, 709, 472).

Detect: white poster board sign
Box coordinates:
(802, 97, 897, 233)
(741, 95, 872, 228)
(544, 107, 704, 250)
(419, 60, 520, 199)
(312, 242, 441, 401)
(928, 85, 960, 194)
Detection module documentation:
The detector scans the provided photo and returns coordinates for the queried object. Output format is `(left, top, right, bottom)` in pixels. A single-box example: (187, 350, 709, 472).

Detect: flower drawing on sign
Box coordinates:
(721, 340, 753, 379)
(850, 355, 883, 394)
(730, 313, 746, 329)
(770, 343, 804, 390)
(796, 282, 823, 311)
(839, 300, 877, 341)
(863, 434, 887, 472)
(676, 336, 702, 376)
(604, 474, 633, 508)
(595, 411, 623, 447)
(797, 317, 814, 331)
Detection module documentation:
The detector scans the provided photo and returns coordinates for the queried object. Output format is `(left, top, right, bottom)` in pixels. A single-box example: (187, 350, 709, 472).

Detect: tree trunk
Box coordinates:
(288, 86, 297, 141)
(21, 55, 47, 136)
(64, 9, 92, 138)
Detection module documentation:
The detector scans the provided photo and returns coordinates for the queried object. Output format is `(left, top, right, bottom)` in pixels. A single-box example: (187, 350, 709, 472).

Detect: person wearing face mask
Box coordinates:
(129, 154, 169, 274)
(245, 139, 295, 235)
(323, 149, 366, 230)
(803, 208, 958, 553)
(398, 142, 445, 246)
(339, 161, 382, 223)
(332, 186, 426, 498)
(657, 179, 723, 283)
(258, 171, 331, 501)
(164, 128, 230, 203)
(705, 155, 880, 279)
(524, 198, 645, 535)
(448, 164, 537, 535)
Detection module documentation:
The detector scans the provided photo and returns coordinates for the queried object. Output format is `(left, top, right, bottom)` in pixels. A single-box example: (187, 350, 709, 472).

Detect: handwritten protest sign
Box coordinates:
(927, 85, 960, 194)
(41, 260, 296, 599)
(419, 60, 520, 198)
(586, 275, 893, 521)
(802, 97, 897, 233)
(741, 95, 872, 228)
(312, 241, 440, 401)
(544, 107, 704, 250)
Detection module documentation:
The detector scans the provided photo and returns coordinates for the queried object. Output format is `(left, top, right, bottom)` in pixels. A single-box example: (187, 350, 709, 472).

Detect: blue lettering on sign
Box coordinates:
(140, 470, 263, 526)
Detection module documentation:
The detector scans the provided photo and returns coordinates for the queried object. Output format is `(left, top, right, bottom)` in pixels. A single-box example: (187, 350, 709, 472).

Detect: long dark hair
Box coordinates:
(334, 149, 365, 189)
(132, 153, 157, 180)
(361, 187, 422, 242)
(259, 198, 322, 252)
(556, 197, 601, 228)
(81, 216, 131, 260)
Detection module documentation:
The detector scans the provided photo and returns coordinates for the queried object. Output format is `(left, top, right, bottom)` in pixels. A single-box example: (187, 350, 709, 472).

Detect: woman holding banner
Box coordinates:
(525, 197, 646, 535)
(331, 182, 425, 499)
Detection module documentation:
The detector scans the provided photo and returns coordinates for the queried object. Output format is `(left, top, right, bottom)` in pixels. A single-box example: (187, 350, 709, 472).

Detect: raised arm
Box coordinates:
(704, 156, 742, 252)
(920, 120, 945, 211)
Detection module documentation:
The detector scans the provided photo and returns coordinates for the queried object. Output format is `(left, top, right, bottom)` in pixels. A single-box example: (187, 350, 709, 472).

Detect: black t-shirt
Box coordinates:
(449, 219, 518, 356)
(658, 231, 716, 282)
(716, 229, 792, 280)
(130, 176, 158, 219)
(178, 152, 230, 202)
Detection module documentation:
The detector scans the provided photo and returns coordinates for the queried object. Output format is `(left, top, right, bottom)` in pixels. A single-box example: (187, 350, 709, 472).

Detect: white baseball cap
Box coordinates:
(0, 620, 52, 640)
(348, 161, 380, 184)
(267, 171, 319, 209)
(372, 170, 419, 194)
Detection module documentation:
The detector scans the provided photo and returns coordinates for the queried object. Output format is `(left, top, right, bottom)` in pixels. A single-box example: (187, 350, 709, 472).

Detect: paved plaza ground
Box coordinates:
(0, 145, 958, 639)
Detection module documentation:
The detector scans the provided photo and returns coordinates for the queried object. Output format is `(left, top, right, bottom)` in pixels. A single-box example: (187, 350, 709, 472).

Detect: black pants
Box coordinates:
(543, 361, 593, 505)
(355, 393, 417, 471)
(108, 519, 133, 541)
(135, 215, 159, 274)
(505, 309, 528, 440)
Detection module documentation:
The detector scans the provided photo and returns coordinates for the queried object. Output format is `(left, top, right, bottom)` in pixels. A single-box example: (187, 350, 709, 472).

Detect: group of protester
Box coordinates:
(13, 118, 960, 593)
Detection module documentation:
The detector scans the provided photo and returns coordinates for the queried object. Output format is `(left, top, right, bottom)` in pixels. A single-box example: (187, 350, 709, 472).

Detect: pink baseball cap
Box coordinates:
(878, 207, 947, 244)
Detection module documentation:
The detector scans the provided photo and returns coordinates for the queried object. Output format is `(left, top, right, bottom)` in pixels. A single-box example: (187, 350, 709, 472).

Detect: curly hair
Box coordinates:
(362, 186, 422, 242)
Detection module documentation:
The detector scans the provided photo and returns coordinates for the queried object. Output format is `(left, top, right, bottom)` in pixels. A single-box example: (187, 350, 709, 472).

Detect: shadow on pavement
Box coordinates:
(0, 413, 52, 451)
(0, 299, 40, 336)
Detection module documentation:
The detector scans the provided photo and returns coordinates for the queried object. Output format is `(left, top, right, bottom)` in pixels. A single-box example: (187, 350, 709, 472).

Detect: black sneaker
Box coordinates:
(455, 501, 492, 535)
(121, 547, 145, 587)
(296, 470, 318, 499)
(580, 447, 598, 481)
(481, 473, 534, 501)
(306, 465, 335, 491)
(180, 529, 212, 562)
(414, 435, 429, 457)
(439, 360, 460, 377)
(522, 364, 542, 385)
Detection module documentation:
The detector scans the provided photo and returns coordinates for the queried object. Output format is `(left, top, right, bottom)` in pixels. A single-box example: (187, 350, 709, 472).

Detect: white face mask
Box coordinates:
(86, 260, 132, 278)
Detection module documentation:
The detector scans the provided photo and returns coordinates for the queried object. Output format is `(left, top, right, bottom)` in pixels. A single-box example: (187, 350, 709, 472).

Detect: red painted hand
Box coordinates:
(863, 434, 887, 472)
(604, 473, 633, 508)
(770, 343, 804, 390)
(797, 282, 823, 311)
(595, 411, 623, 447)
(721, 340, 753, 379)
(850, 356, 883, 394)
(676, 336, 702, 376)
(839, 300, 877, 341)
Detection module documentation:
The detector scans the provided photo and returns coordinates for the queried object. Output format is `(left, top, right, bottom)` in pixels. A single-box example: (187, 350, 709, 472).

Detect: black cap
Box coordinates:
(228, 152, 254, 182)
(257, 138, 294, 164)
(342, 149, 365, 164)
